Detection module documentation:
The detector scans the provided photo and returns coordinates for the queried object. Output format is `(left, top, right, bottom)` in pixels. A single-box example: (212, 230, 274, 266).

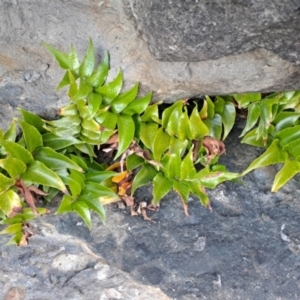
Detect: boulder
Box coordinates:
(0, 219, 171, 300)
(125, 0, 300, 63)
(0, 0, 300, 130)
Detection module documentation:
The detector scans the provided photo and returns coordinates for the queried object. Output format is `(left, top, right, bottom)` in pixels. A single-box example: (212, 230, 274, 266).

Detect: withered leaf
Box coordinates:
(192, 140, 201, 162)
(28, 185, 48, 196)
(141, 208, 154, 222)
(203, 136, 226, 156)
(122, 195, 134, 206)
(130, 205, 138, 216)
(202, 136, 226, 164)
(136, 201, 147, 214)
(19, 223, 34, 246)
(106, 133, 119, 145)
(147, 203, 160, 211)
(23, 188, 38, 216)
(135, 201, 154, 222)
(15, 180, 43, 216)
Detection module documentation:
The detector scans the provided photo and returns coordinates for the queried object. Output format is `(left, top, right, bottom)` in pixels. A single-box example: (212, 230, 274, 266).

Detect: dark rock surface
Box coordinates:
(0, 223, 171, 300)
(1, 0, 300, 131)
(2, 120, 300, 299)
(124, 0, 300, 63)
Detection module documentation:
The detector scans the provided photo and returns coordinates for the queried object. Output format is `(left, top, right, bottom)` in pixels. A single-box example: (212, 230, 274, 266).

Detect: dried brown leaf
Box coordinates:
(122, 195, 134, 206)
(134, 201, 155, 222)
(130, 205, 138, 216)
(17, 223, 34, 246)
(192, 140, 201, 162)
(24, 188, 38, 216)
(22, 224, 34, 237)
(203, 136, 226, 156)
(147, 203, 160, 211)
(136, 201, 147, 214)
(28, 185, 48, 196)
(106, 133, 119, 144)
(141, 208, 154, 222)
(203, 136, 226, 164)
(16, 180, 38, 216)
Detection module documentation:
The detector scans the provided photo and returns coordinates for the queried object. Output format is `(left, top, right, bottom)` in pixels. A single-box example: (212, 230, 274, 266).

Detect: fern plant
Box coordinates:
(127, 97, 239, 213)
(43, 39, 152, 159)
(0, 109, 119, 245)
(4, 38, 298, 246)
(232, 91, 300, 191)
(0, 38, 154, 245)
(43, 38, 240, 215)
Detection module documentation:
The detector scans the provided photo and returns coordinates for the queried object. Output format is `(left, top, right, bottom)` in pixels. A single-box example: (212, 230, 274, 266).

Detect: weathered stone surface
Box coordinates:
(1, 0, 300, 130)
(124, 0, 300, 63)
(0, 221, 171, 300)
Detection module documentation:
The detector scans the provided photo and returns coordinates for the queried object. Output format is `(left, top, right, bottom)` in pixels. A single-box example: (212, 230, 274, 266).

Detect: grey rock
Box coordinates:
(0, 221, 171, 300)
(1, 0, 300, 130)
(124, 0, 300, 63)
(51, 254, 93, 272)
(193, 236, 206, 252)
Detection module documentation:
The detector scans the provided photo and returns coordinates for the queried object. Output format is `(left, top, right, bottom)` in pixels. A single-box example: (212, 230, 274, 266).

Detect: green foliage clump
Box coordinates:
(0, 108, 119, 245)
(233, 91, 300, 191)
(129, 97, 238, 211)
(0, 38, 299, 246)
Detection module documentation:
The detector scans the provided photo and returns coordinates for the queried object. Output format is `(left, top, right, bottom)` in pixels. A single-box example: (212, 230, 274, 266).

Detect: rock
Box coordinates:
(51, 254, 93, 272)
(0, 221, 171, 300)
(125, 0, 300, 63)
(1, 0, 300, 129)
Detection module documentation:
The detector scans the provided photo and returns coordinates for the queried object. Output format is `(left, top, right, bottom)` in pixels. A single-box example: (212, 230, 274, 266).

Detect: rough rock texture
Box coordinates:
(1, 0, 300, 130)
(124, 0, 300, 63)
(0, 221, 171, 300)
(2, 120, 300, 299)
